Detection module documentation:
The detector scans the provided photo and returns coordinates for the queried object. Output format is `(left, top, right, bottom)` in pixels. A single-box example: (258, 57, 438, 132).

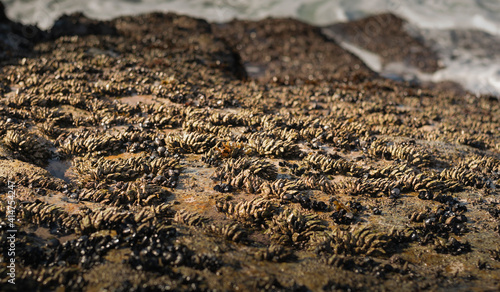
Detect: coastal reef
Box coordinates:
(0, 6, 500, 292)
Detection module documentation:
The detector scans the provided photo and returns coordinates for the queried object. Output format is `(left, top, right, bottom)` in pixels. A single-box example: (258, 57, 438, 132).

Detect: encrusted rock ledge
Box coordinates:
(0, 4, 499, 291)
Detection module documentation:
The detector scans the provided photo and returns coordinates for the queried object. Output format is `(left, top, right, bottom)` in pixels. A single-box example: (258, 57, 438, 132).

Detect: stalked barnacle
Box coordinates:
(3, 130, 52, 166)
(254, 244, 296, 262)
(246, 134, 302, 158)
(208, 222, 247, 242)
(228, 169, 266, 193)
(304, 152, 365, 177)
(260, 179, 301, 200)
(367, 140, 432, 168)
(174, 209, 208, 227)
(266, 208, 326, 248)
(215, 157, 278, 182)
(71, 154, 179, 185)
(440, 166, 487, 188)
(215, 197, 275, 224)
(409, 211, 427, 223)
(57, 131, 123, 157)
(311, 226, 391, 256)
(165, 132, 217, 154)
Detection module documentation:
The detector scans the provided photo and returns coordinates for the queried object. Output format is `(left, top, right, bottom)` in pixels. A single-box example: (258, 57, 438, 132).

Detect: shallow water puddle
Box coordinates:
(34, 227, 78, 243)
(46, 159, 73, 183)
(172, 154, 222, 219)
(41, 191, 83, 214)
(118, 94, 163, 106)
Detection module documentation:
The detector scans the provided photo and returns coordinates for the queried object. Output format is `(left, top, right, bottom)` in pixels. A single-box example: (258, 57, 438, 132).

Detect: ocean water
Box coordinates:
(3, 0, 500, 96)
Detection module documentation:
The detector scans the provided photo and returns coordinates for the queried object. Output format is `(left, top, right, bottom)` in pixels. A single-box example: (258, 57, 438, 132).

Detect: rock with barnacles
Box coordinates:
(2, 130, 52, 166)
(215, 197, 275, 224)
(266, 208, 326, 247)
(165, 132, 217, 154)
(312, 226, 391, 256)
(208, 222, 247, 242)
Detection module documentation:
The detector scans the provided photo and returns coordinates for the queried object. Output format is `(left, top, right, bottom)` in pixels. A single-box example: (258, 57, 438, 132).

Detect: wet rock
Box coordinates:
(0, 1, 7, 23)
(0, 8, 499, 292)
(213, 183, 233, 193)
(324, 13, 441, 73)
(331, 209, 355, 225)
(0, 1, 44, 58)
(49, 12, 117, 39)
(213, 18, 375, 84)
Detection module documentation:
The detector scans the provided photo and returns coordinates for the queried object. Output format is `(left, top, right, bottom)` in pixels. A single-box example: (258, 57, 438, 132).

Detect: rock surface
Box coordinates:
(324, 13, 441, 73)
(0, 6, 499, 292)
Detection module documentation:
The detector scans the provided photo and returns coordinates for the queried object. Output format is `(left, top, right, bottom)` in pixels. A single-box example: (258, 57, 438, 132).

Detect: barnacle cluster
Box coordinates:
(165, 132, 217, 154)
(312, 226, 391, 256)
(20, 200, 71, 230)
(57, 132, 123, 157)
(333, 177, 398, 197)
(174, 209, 208, 227)
(202, 140, 255, 166)
(215, 157, 278, 181)
(440, 165, 490, 188)
(0, 10, 499, 291)
(78, 179, 173, 206)
(15, 200, 174, 235)
(72, 154, 178, 182)
(215, 197, 275, 224)
(260, 178, 302, 199)
(266, 208, 327, 247)
(366, 139, 432, 167)
(304, 152, 365, 176)
(246, 134, 302, 158)
(207, 222, 247, 242)
(2, 130, 51, 166)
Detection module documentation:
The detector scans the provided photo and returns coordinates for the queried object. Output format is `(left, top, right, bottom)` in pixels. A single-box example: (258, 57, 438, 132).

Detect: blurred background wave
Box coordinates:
(4, 0, 500, 96)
